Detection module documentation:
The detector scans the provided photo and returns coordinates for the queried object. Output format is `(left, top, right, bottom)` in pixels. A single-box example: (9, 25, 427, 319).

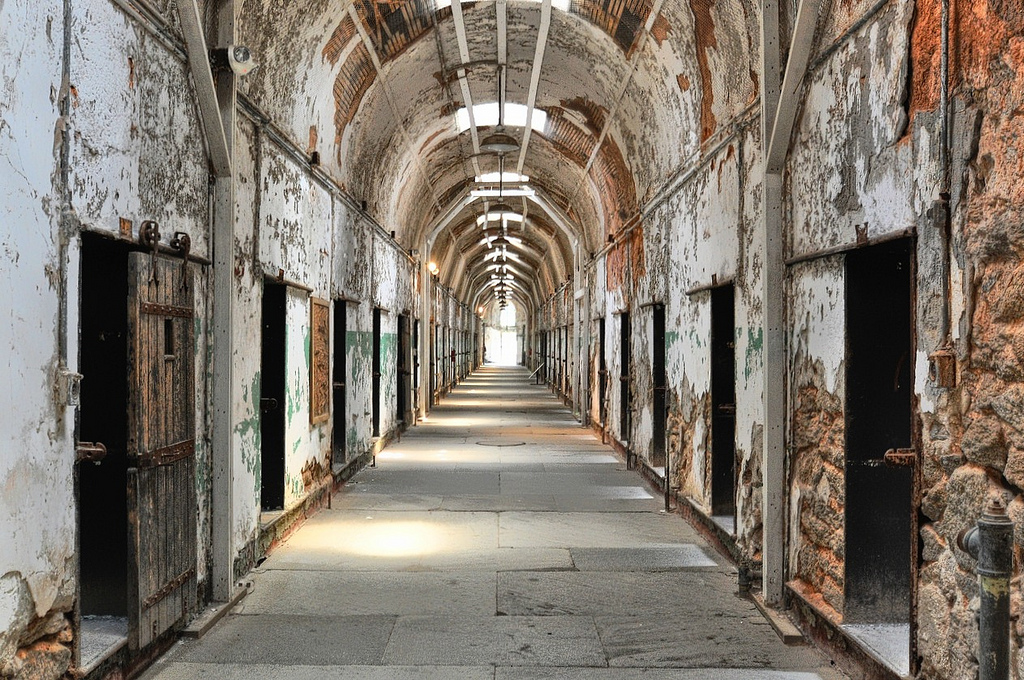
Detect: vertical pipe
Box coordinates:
(958, 499, 1013, 680)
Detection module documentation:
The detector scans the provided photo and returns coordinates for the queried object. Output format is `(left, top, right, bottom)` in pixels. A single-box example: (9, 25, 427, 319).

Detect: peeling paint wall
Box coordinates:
(0, 0, 77, 672)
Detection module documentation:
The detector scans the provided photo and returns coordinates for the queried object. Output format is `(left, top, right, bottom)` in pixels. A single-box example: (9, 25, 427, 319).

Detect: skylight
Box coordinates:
(437, 0, 569, 11)
(476, 172, 529, 183)
(477, 213, 524, 225)
(456, 103, 547, 134)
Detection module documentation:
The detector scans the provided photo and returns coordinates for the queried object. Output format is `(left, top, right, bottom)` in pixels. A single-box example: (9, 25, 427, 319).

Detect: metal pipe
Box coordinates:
(958, 498, 1013, 680)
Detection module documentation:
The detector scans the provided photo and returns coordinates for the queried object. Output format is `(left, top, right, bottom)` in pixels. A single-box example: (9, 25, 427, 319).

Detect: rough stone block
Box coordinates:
(962, 414, 1007, 469)
(13, 640, 71, 680)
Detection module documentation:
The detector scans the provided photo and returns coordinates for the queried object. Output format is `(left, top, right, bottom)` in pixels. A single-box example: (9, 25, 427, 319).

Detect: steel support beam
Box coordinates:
(177, 0, 231, 177)
(760, 0, 785, 607)
(766, 0, 822, 174)
(205, 0, 237, 602)
(515, 0, 552, 174)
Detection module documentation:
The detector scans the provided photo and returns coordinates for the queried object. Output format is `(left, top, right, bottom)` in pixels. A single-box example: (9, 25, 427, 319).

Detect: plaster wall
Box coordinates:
(0, 2, 76, 670)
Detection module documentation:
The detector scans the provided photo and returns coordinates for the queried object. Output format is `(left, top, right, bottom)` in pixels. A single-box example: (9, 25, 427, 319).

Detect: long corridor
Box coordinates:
(142, 367, 843, 680)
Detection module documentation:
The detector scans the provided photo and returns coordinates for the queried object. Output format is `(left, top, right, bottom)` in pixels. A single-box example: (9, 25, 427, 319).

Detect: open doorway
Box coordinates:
(260, 281, 286, 511)
(397, 314, 410, 426)
(843, 238, 914, 675)
(332, 300, 347, 468)
(485, 306, 519, 365)
(598, 318, 607, 425)
(619, 312, 631, 443)
(78, 234, 131, 662)
(78, 234, 198, 663)
(711, 285, 737, 531)
(651, 304, 667, 468)
(372, 308, 381, 438)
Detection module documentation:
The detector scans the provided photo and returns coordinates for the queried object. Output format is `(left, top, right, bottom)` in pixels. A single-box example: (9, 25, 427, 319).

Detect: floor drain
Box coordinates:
(476, 441, 526, 447)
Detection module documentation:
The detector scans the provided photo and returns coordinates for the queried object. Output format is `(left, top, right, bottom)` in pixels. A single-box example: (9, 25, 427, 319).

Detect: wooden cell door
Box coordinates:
(126, 252, 197, 650)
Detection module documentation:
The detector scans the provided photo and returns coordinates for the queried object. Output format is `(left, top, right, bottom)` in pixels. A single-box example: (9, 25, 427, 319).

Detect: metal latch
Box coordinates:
(260, 397, 278, 413)
(76, 442, 108, 464)
(884, 448, 917, 467)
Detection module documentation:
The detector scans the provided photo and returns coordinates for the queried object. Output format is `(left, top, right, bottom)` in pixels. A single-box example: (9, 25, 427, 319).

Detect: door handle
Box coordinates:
(260, 398, 278, 413)
(883, 448, 916, 467)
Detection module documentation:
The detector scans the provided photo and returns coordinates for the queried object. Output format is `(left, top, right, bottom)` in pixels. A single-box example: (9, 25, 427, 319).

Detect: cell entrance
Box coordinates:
(78, 234, 131, 625)
(260, 281, 286, 511)
(332, 300, 347, 467)
(372, 307, 382, 437)
(651, 304, 667, 468)
(844, 238, 914, 631)
(397, 314, 410, 426)
(619, 312, 631, 442)
(598, 318, 607, 425)
(711, 285, 736, 521)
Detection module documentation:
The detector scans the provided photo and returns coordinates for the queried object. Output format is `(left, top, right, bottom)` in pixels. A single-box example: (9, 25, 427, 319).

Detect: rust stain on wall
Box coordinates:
(322, 16, 357, 65)
(690, 0, 719, 141)
(792, 383, 845, 613)
(559, 97, 608, 136)
(591, 137, 639, 238)
(677, 73, 691, 91)
(906, 0, 941, 124)
(354, 0, 436, 63)
(332, 43, 377, 149)
(572, 0, 654, 55)
(649, 12, 672, 46)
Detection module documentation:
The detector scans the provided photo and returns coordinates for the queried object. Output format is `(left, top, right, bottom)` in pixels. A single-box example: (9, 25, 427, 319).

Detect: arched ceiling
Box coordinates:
(236, 0, 759, 310)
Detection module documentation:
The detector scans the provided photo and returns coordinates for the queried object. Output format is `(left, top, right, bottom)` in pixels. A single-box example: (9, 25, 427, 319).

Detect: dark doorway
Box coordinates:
(711, 286, 737, 518)
(332, 300, 347, 467)
(78, 234, 130, 618)
(619, 312, 631, 442)
(260, 281, 286, 511)
(413, 319, 420, 417)
(844, 238, 914, 624)
(397, 314, 410, 426)
(651, 304, 667, 467)
(598, 318, 607, 425)
(372, 307, 382, 437)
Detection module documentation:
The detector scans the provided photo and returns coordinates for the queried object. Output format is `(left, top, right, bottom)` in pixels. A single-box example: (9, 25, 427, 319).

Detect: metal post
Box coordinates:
(958, 498, 1013, 680)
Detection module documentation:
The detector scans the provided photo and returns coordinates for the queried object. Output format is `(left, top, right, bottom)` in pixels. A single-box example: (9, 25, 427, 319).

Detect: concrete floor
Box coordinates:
(142, 366, 846, 680)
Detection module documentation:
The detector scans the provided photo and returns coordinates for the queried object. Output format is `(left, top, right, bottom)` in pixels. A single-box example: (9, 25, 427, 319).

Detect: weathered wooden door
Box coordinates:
(126, 252, 197, 650)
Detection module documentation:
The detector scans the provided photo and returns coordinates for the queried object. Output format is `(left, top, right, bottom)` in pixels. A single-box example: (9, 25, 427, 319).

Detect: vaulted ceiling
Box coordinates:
(237, 0, 759, 313)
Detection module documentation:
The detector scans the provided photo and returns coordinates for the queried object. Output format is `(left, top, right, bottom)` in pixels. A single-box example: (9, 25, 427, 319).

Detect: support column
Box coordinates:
(760, 0, 785, 607)
(419, 251, 432, 420)
(210, 0, 238, 601)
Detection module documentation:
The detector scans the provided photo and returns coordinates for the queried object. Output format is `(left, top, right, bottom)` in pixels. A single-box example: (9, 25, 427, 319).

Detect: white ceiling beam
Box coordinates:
(766, 0, 822, 174)
(515, 0, 552, 174)
(450, 0, 482, 176)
